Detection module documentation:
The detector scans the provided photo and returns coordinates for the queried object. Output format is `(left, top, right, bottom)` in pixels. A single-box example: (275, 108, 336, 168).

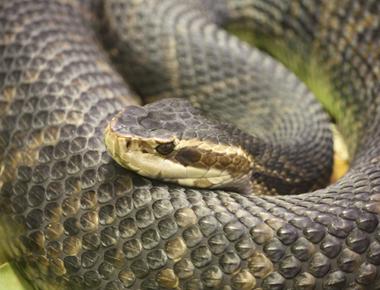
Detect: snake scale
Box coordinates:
(1, 0, 380, 289)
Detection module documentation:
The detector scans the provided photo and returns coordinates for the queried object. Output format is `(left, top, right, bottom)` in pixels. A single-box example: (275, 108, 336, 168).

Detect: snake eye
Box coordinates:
(156, 142, 175, 155)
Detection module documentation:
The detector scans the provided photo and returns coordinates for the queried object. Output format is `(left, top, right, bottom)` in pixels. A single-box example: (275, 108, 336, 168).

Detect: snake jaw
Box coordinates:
(104, 99, 257, 191)
(104, 121, 255, 189)
(103, 96, 260, 191)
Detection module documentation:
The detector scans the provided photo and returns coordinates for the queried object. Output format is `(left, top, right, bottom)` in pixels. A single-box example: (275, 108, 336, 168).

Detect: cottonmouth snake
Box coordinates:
(1, 0, 380, 289)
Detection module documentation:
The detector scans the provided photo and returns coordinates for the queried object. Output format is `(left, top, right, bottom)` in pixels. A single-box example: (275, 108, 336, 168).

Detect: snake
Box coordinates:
(1, 0, 380, 289)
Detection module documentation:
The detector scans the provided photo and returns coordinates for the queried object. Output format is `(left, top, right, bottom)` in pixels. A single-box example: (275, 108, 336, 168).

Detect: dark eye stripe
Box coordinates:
(175, 148, 202, 166)
(156, 142, 175, 155)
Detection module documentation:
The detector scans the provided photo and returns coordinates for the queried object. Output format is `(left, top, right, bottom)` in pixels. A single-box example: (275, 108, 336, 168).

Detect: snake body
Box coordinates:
(104, 95, 331, 195)
(1, 0, 380, 290)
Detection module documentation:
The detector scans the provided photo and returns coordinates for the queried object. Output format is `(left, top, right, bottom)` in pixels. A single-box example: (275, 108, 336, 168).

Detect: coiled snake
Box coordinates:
(1, 0, 380, 289)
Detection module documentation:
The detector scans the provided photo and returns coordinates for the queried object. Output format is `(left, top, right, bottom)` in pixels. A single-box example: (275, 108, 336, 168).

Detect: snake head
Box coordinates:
(104, 98, 254, 190)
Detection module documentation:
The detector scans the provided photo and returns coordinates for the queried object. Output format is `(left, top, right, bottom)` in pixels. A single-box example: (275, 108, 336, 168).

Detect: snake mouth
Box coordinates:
(104, 123, 252, 188)
(119, 149, 236, 188)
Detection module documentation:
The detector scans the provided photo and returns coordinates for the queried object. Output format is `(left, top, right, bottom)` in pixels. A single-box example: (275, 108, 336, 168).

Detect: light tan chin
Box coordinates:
(120, 150, 235, 188)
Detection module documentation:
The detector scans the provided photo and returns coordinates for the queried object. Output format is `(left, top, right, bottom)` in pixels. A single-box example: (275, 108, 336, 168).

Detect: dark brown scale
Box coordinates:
(174, 147, 202, 165)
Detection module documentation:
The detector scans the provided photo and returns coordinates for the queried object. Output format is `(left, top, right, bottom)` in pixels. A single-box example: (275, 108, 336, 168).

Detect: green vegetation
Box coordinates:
(0, 263, 33, 290)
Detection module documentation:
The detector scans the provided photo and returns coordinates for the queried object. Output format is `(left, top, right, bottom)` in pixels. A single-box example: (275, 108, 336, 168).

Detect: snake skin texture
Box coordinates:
(1, 0, 380, 290)
(104, 0, 334, 196)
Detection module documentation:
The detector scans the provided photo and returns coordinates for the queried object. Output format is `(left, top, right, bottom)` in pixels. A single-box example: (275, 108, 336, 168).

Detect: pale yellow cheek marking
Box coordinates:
(104, 127, 118, 157)
(168, 174, 234, 188)
(206, 167, 226, 178)
(113, 147, 235, 188)
(121, 150, 233, 184)
(207, 175, 235, 186)
(122, 151, 188, 178)
(185, 166, 208, 178)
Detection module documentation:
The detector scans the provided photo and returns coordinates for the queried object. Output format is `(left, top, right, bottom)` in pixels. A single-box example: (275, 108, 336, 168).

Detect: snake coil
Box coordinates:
(1, 0, 380, 290)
